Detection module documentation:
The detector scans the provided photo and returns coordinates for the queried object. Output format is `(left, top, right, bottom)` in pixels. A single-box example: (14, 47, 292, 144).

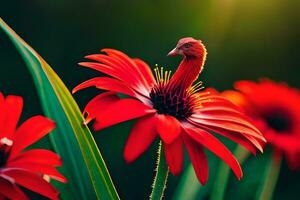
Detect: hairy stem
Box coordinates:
(150, 141, 169, 200)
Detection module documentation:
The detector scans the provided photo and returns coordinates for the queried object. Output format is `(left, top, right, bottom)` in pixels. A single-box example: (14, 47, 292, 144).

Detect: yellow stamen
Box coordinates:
(153, 65, 172, 84)
(188, 81, 204, 94)
(154, 68, 159, 83)
(160, 67, 163, 82)
(167, 71, 172, 82)
(164, 71, 168, 84)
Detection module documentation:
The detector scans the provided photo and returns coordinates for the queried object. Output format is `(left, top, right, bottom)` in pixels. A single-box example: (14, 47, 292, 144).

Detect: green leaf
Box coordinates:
(172, 164, 201, 200)
(255, 151, 281, 200)
(225, 148, 271, 200)
(173, 150, 218, 200)
(0, 18, 120, 200)
(210, 145, 250, 200)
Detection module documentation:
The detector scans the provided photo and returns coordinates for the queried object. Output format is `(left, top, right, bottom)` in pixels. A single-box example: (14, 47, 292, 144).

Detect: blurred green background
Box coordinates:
(1, 0, 300, 199)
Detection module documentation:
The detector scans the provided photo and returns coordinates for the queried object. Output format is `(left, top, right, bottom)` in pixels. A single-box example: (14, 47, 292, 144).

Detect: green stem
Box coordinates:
(150, 141, 169, 200)
(172, 165, 200, 200)
(210, 145, 250, 200)
(256, 152, 282, 200)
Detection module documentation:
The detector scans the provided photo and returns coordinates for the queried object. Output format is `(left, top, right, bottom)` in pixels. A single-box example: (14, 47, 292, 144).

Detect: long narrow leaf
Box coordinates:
(255, 152, 281, 200)
(210, 145, 250, 200)
(172, 165, 201, 200)
(173, 151, 218, 200)
(0, 18, 120, 200)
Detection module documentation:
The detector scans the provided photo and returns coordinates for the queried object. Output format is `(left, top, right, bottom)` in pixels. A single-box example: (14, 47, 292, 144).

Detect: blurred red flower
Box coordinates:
(223, 79, 300, 170)
(73, 37, 265, 184)
(0, 92, 66, 200)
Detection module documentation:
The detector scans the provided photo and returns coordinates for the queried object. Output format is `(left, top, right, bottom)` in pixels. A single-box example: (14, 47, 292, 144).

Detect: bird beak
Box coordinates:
(167, 47, 178, 56)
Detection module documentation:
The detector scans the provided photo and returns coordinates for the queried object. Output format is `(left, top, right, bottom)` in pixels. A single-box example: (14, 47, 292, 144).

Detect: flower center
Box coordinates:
(150, 66, 202, 120)
(0, 137, 13, 168)
(263, 110, 292, 133)
(150, 85, 194, 120)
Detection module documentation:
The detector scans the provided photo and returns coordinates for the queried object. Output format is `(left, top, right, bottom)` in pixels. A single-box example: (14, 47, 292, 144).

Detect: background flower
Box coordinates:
(0, 92, 66, 200)
(223, 79, 300, 170)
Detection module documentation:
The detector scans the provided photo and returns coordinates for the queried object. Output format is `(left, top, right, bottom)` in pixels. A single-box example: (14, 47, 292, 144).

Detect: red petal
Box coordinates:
(8, 149, 62, 166)
(192, 111, 261, 135)
(10, 116, 55, 157)
(83, 92, 120, 124)
(84, 50, 151, 95)
(193, 123, 258, 154)
(183, 134, 208, 185)
(84, 54, 142, 88)
(221, 90, 251, 112)
(133, 58, 156, 87)
(78, 62, 135, 88)
(189, 116, 265, 141)
(0, 178, 29, 200)
(124, 115, 157, 163)
(6, 162, 66, 183)
(190, 110, 264, 151)
(286, 150, 300, 170)
(3, 169, 59, 200)
(197, 106, 242, 115)
(196, 94, 244, 111)
(199, 95, 241, 106)
(93, 99, 156, 130)
(0, 95, 23, 139)
(184, 128, 243, 180)
(234, 80, 258, 94)
(12, 186, 29, 200)
(72, 77, 136, 98)
(164, 138, 183, 175)
(156, 115, 181, 144)
(101, 48, 147, 87)
(0, 92, 4, 103)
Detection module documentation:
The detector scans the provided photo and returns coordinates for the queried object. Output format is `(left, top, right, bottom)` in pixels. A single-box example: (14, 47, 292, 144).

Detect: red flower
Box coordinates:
(73, 37, 265, 184)
(0, 92, 66, 200)
(223, 79, 300, 170)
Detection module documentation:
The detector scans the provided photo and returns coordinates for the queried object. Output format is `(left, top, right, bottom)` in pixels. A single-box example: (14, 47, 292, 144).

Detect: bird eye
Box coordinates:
(183, 43, 192, 48)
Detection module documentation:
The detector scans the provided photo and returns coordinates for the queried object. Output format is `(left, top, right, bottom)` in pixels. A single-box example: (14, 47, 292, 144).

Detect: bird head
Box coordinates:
(168, 37, 206, 58)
